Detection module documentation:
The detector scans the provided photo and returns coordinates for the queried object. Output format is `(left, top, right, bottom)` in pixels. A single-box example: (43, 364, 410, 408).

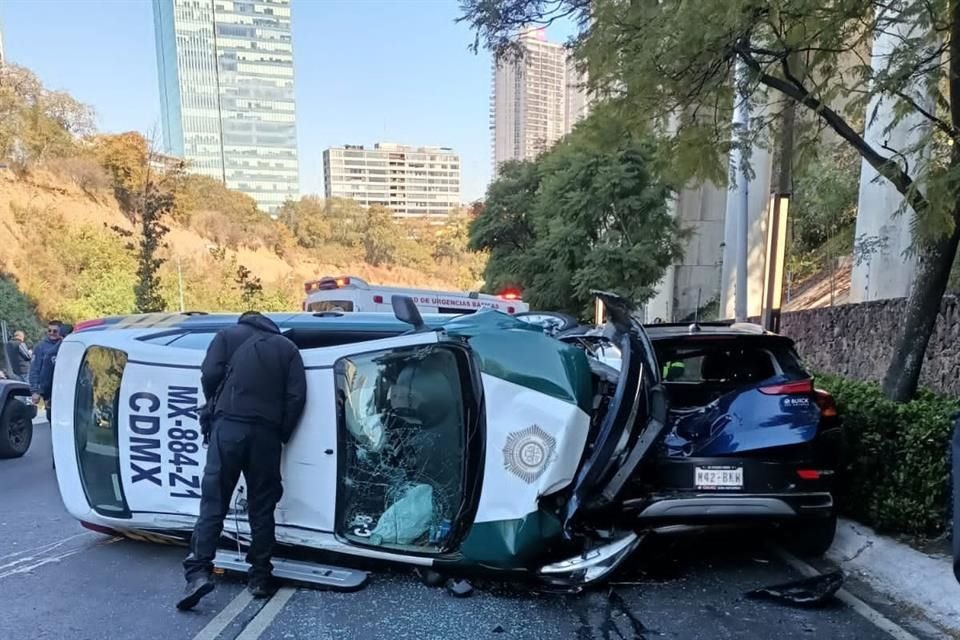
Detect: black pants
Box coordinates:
(183, 418, 284, 583)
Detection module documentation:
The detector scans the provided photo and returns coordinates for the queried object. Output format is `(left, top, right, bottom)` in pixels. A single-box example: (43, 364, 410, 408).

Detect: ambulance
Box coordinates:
(302, 275, 529, 316)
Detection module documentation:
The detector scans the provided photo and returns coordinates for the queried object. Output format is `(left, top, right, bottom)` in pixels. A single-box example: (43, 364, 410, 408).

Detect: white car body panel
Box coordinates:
(51, 323, 592, 568)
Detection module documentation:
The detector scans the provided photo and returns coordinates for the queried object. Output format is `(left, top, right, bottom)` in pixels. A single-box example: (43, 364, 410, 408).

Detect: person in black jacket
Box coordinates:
(5, 331, 32, 382)
(177, 311, 307, 610)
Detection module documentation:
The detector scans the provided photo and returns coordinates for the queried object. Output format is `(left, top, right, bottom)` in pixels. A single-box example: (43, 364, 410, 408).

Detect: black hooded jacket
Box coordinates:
(201, 313, 307, 443)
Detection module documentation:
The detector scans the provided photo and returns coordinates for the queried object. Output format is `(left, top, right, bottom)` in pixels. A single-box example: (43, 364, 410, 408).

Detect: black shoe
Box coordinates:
(176, 576, 216, 611)
(248, 578, 277, 599)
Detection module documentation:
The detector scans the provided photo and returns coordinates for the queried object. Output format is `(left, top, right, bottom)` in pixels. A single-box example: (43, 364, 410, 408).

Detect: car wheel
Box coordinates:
(0, 397, 34, 459)
(783, 512, 838, 558)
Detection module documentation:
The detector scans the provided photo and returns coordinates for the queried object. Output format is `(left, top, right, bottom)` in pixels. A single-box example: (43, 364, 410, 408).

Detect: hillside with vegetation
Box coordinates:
(0, 64, 484, 333)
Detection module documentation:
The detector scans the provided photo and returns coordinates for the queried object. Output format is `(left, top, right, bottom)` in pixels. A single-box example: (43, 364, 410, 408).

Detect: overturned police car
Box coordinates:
(51, 294, 839, 589)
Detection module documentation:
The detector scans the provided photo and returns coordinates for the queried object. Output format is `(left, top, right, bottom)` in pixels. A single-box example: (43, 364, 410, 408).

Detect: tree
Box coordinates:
(0, 64, 93, 171)
(276, 196, 332, 248)
(468, 159, 541, 295)
(174, 174, 260, 224)
(460, 0, 960, 402)
(471, 108, 687, 316)
(361, 205, 402, 267)
(97, 131, 182, 313)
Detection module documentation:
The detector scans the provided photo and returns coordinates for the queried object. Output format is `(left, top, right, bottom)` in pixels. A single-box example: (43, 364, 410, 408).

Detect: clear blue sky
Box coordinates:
(0, 0, 573, 202)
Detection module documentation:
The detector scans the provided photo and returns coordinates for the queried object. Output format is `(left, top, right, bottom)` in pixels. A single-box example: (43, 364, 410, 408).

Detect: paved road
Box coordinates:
(0, 424, 938, 640)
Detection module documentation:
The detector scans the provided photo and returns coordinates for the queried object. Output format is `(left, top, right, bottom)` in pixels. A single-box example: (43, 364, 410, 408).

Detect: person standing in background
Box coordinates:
(5, 330, 32, 382)
(29, 320, 63, 422)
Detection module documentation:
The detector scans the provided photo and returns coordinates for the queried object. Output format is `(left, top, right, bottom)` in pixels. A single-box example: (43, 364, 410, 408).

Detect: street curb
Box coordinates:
(828, 518, 960, 634)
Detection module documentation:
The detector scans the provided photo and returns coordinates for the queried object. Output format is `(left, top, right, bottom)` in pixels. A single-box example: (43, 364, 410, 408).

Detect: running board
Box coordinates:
(213, 550, 369, 592)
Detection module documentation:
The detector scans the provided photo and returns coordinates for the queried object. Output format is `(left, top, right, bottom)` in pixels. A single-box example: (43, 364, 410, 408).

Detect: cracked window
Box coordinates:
(334, 344, 467, 553)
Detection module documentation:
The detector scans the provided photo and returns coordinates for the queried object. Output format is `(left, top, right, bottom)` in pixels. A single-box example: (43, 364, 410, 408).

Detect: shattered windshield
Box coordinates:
(334, 344, 467, 553)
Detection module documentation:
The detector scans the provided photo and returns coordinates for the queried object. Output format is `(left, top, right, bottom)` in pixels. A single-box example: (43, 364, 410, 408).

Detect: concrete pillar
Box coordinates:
(719, 142, 773, 320)
(851, 11, 934, 301)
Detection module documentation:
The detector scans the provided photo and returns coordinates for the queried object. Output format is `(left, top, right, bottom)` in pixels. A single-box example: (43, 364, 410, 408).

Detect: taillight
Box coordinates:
(373, 295, 384, 303)
(814, 389, 838, 417)
(759, 379, 814, 395)
(796, 469, 821, 480)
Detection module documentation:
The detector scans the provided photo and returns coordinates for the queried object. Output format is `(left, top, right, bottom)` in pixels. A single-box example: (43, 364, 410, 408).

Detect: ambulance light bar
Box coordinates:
(304, 276, 356, 294)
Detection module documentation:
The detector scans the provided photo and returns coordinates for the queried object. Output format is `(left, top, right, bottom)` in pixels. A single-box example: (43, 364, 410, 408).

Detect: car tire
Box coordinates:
(0, 397, 34, 459)
(783, 512, 838, 558)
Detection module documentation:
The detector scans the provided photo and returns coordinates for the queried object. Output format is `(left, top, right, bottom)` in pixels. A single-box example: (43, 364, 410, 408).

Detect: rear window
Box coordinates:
(74, 346, 131, 518)
(655, 338, 808, 385)
(308, 300, 354, 312)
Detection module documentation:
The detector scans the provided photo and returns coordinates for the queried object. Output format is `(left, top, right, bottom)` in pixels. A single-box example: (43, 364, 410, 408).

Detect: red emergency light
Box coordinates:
(499, 288, 521, 301)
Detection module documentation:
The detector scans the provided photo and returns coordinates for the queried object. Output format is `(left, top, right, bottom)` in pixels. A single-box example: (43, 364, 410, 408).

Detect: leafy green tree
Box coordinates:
(471, 109, 686, 316)
(0, 277, 43, 341)
(96, 131, 181, 313)
(461, 0, 960, 401)
(361, 205, 402, 267)
(276, 196, 332, 248)
(469, 159, 540, 295)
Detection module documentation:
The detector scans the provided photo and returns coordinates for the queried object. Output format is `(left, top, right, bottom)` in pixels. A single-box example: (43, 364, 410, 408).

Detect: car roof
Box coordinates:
(643, 321, 788, 341)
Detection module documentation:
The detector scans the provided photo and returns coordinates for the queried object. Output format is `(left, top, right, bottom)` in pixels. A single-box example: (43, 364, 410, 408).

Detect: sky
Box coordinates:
(0, 0, 574, 202)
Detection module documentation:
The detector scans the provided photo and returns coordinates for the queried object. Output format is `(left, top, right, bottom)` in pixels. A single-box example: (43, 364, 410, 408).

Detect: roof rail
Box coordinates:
(642, 320, 735, 328)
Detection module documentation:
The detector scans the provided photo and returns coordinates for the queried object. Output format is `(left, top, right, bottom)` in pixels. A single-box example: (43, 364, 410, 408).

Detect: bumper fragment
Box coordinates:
(538, 532, 641, 587)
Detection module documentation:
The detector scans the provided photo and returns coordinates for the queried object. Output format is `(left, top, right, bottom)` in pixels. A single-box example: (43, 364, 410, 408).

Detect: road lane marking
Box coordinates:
(191, 588, 255, 640)
(0, 535, 120, 579)
(774, 547, 920, 640)
(235, 587, 297, 640)
(0, 532, 94, 562)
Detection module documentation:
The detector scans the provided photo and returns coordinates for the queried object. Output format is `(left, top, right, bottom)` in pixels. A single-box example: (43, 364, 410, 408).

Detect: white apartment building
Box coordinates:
(322, 143, 461, 218)
(491, 28, 589, 171)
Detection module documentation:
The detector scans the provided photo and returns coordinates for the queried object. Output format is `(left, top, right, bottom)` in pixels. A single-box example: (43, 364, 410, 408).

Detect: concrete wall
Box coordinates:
(673, 182, 727, 320)
(778, 296, 960, 397)
(849, 15, 933, 302)
(647, 181, 727, 322)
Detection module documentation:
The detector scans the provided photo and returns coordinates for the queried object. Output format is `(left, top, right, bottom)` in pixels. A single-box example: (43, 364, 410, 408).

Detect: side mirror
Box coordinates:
(392, 295, 427, 332)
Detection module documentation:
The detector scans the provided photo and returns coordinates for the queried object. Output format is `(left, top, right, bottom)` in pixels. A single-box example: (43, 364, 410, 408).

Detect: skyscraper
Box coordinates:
(323, 143, 461, 218)
(490, 28, 589, 172)
(152, 0, 299, 212)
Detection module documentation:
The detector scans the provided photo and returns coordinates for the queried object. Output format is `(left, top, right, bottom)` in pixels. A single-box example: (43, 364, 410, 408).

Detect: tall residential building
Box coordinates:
(152, 0, 299, 213)
(491, 28, 589, 171)
(323, 143, 461, 218)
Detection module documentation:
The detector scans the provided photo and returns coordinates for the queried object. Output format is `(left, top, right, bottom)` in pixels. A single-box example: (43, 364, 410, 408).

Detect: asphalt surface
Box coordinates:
(0, 423, 938, 640)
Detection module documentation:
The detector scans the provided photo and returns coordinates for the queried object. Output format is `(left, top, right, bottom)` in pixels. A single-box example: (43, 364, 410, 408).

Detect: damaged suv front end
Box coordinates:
(443, 293, 666, 588)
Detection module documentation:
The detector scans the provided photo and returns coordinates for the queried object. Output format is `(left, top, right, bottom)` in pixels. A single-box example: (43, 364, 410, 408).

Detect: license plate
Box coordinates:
(695, 466, 743, 489)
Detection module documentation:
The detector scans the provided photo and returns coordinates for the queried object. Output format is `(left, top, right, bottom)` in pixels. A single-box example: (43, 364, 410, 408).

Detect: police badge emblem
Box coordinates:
(503, 424, 556, 484)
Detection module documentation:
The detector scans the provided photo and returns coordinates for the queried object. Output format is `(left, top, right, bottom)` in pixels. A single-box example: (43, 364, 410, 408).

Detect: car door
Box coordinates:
(560, 292, 667, 528)
(321, 331, 485, 555)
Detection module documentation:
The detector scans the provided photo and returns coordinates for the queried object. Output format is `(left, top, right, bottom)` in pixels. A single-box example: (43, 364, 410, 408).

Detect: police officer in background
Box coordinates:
(177, 311, 307, 610)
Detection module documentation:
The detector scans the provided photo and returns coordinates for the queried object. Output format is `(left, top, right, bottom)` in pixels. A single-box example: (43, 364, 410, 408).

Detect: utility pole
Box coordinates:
(733, 59, 750, 322)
